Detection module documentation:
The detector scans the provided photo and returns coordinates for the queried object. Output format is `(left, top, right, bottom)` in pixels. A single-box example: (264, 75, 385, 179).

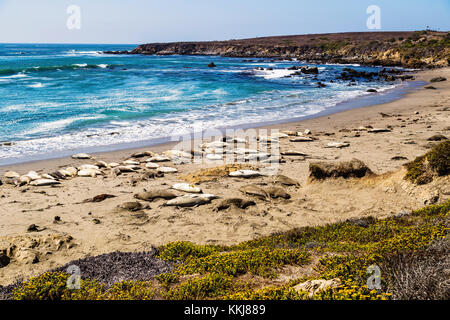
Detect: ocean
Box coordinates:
(0, 43, 401, 165)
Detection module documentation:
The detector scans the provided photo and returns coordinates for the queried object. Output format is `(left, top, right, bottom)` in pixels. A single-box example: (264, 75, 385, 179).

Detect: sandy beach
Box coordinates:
(0, 67, 449, 286)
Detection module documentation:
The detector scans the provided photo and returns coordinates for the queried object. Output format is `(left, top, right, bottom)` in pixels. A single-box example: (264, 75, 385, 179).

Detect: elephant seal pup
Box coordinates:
(273, 175, 300, 187)
(239, 185, 269, 200)
(264, 187, 291, 199)
(134, 190, 177, 202)
(171, 183, 202, 193)
(165, 194, 216, 207)
(30, 179, 61, 187)
(215, 198, 256, 211)
(119, 201, 148, 212)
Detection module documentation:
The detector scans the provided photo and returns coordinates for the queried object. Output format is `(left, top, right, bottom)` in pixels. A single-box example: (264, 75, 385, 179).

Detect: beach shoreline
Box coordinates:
(0, 68, 432, 174)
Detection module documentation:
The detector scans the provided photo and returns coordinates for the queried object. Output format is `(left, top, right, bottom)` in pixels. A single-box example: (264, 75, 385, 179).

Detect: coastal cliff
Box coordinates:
(108, 31, 450, 68)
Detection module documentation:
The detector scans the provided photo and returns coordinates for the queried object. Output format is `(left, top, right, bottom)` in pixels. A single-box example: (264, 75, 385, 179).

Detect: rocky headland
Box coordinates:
(105, 31, 450, 68)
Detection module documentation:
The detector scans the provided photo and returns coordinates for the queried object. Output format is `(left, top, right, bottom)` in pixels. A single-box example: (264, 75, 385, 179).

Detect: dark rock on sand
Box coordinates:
(346, 216, 376, 228)
(427, 134, 448, 141)
(0, 252, 10, 268)
(430, 76, 446, 83)
(425, 86, 437, 90)
(52, 250, 172, 289)
(215, 198, 256, 211)
(27, 224, 39, 232)
(309, 159, 373, 180)
(391, 156, 408, 161)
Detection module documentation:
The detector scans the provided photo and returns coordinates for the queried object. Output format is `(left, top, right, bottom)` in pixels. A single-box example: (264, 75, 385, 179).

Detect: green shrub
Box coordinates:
(104, 281, 155, 300)
(155, 272, 180, 288)
(177, 247, 310, 278)
(13, 272, 104, 301)
(158, 241, 220, 262)
(165, 273, 234, 300)
(405, 141, 450, 184)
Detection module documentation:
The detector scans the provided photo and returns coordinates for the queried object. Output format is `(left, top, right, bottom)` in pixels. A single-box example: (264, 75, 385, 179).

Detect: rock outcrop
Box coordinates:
(105, 31, 450, 68)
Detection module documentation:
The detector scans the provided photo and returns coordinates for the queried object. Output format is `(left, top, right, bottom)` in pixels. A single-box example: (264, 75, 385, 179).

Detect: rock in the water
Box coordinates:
(274, 175, 300, 186)
(293, 278, 342, 298)
(172, 183, 202, 193)
(72, 153, 92, 159)
(367, 89, 378, 93)
(326, 142, 350, 148)
(208, 62, 217, 68)
(215, 198, 256, 211)
(229, 170, 261, 178)
(239, 185, 269, 199)
(309, 159, 373, 180)
(134, 190, 177, 202)
(29, 179, 60, 186)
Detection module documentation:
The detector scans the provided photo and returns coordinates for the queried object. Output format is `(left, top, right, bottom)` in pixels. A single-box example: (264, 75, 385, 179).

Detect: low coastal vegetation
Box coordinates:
(404, 140, 449, 184)
(5, 199, 449, 300)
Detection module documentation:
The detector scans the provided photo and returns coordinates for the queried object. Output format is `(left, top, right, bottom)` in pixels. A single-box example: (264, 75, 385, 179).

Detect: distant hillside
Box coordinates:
(107, 31, 450, 68)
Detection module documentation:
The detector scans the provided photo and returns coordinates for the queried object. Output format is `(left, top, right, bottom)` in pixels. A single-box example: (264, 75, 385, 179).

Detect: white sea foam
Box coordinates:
(73, 63, 88, 67)
(97, 64, 109, 69)
(253, 68, 299, 79)
(28, 82, 44, 88)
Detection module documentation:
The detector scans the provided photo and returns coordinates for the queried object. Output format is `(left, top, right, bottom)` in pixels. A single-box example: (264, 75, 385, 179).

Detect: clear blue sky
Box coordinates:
(0, 0, 449, 44)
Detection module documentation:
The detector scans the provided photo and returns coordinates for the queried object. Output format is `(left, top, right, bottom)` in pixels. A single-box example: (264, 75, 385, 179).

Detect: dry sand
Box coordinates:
(0, 68, 449, 285)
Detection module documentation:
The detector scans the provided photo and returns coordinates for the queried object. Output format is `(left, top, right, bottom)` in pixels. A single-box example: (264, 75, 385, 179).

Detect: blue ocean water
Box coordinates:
(0, 43, 399, 164)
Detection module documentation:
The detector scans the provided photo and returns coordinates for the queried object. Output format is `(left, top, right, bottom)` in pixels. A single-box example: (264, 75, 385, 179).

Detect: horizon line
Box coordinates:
(1, 29, 448, 46)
